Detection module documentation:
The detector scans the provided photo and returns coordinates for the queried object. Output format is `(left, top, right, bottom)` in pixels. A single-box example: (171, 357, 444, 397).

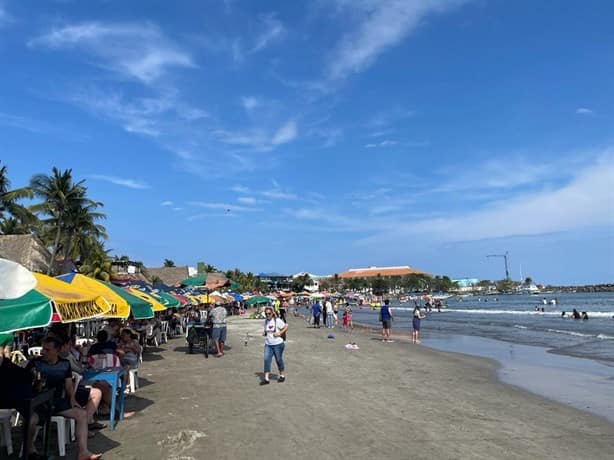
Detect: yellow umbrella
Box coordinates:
(127, 288, 166, 312)
(63, 274, 130, 319)
(34, 273, 110, 322)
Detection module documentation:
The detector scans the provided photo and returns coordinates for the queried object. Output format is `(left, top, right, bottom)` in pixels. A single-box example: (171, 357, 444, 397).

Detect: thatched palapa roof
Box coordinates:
(147, 266, 190, 286)
(0, 234, 51, 273)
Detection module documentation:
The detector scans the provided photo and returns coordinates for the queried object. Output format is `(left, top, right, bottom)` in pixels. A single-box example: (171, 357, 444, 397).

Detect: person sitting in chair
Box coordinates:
(26, 336, 103, 460)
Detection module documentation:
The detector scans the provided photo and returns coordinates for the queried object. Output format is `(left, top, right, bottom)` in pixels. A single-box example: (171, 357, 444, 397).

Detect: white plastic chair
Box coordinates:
(159, 321, 169, 344)
(0, 410, 14, 456)
(75, 338, 93, 347)
(32, 373, 82, 457)
(145, 325, 158, 347)
(28, 346, 42, 357)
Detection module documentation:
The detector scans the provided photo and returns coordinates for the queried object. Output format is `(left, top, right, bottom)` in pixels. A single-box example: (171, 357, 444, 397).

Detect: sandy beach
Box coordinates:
(31, 315, 614, 460)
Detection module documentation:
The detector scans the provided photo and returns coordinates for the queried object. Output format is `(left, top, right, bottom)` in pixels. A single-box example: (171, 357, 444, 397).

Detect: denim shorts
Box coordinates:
(211, 326, 227, 342)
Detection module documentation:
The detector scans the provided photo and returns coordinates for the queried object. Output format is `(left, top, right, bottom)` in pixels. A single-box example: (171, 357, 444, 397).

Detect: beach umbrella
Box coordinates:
(156, 291, 181, 308)
(245, 295, 272, 306)
(0, 258, 37, 299)
(227, 293, 243, 302)
(57, 272, 130, 319)
(99, 281, 154, 319)
(0, 289, 53, 334)
(180, 274, 206, 286)
(33, 273, 111, 323)
(127, 288, 167, 312)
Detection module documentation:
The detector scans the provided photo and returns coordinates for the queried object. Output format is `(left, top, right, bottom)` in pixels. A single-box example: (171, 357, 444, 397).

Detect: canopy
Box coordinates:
(180, 274, 206, 286)
(127, 288, 167, 312)
(157, 291, 180, 308)
(34, 273, 110, 323)
(227, 292, 243, 302)
(0, 258, 37, 299)
(0, 289, 53, 334)
(245, 295, 272, 306)
(100, 281, 154, 319)
(57, 273, 130, 319)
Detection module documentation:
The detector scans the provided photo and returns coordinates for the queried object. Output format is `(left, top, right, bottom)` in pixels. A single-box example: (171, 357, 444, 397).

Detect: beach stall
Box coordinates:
(245, 295, 272, 306)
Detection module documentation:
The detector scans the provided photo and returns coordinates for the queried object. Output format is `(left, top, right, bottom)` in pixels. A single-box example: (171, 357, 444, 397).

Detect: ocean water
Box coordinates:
(350, 292, 614, 364)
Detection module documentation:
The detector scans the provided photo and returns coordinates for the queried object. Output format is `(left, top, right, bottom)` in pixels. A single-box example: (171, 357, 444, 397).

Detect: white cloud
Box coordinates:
(30, 22, 195, 84)
(231, 185, 250, 193)
(261, 190, 297, 200)
(216, 119, 298, 151)
(187, 201, 260, 212)
(365, 139, 397, 148)
(0, 2, 11, 27)
(238, 196, 257, 204)
(327, 0, 467, 80)
(271, 120, 298, 145)
(252, 13, 285, 52)
(576, 108, 593, 115)
(161, 201, 174, 206)
(90, 175, 150, 189)
(241, 96, 260, 113)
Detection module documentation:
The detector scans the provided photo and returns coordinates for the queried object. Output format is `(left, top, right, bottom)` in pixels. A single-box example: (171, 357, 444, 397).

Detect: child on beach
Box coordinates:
(342, 306, 353, 333)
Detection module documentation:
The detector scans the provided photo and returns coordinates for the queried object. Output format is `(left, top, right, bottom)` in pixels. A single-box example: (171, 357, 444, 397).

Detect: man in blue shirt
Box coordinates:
(380, 299, 394, 342)
(311, 301, 321, 328)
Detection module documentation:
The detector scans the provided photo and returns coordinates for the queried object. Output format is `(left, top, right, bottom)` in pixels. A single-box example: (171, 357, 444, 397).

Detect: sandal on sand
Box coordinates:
(278, 376, 285, 383)
(259, 380, 270, 385)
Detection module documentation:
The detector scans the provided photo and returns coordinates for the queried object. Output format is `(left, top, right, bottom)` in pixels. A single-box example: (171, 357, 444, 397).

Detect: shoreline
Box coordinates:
(350, 319, 614, 422)
(81, 315, 614, 459)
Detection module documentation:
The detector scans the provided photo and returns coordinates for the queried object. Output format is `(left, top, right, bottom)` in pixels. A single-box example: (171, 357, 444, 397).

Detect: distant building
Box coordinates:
(256, 273, 293, 290)
(452, 278, 480, 292)
(338, 265, 429, 279)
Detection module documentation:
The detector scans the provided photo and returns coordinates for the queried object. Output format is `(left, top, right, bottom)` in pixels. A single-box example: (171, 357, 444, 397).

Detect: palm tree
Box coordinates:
(163, 259, 176, 267)
(0, 162, 36, 232)
(29, 168, 88, 274)
(0, 217, 29, 235)
(61, 200, 107, 262)
(80, 241, 113, 281)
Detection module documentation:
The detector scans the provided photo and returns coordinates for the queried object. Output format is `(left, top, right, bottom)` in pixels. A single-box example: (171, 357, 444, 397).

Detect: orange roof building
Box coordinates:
(338, 265, 430, 279)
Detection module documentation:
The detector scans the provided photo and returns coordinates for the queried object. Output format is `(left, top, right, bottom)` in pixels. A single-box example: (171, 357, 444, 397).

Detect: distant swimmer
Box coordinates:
(561, 311, 566, 318)
(571, 308, 581, 319)
(542, 298, 548, 305)
(581, 311, 589, 320)
(550, 298, 557, 305)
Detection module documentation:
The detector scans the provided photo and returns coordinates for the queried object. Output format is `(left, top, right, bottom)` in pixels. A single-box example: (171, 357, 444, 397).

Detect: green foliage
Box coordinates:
(370, 274, 388, 296)
(163, 259, 176, 267)
(0, 162, 36, 233)
(291, 273, 313, 292)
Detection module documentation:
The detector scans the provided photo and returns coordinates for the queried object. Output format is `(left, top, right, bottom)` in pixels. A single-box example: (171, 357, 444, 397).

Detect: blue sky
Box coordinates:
(1, 0, 613, 284)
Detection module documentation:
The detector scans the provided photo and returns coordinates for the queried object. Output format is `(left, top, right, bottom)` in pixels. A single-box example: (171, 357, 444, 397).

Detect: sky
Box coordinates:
(1, 0, 613, 285)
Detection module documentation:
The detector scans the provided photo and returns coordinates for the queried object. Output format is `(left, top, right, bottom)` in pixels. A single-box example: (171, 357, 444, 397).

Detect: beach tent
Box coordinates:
(127, 288, 167, 312)
(33, 273, 111, 323)
(57, 273, 130, 319)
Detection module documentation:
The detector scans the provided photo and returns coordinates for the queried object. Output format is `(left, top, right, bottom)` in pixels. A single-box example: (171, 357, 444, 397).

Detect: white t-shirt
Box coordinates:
(325, 301, 333, 314)
(264, 318, 286, 346)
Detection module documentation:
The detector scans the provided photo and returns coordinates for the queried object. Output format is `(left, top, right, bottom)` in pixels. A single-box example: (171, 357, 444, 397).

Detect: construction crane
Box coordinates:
(487, 252, 510, 280)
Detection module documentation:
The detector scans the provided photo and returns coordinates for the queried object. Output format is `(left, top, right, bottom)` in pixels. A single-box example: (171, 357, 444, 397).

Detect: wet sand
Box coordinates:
(76, 316, 614, 460)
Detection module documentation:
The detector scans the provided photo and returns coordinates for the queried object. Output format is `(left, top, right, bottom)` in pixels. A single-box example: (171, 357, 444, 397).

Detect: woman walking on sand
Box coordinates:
(261, 307, 288, 385)
(412, 304, 426, 344)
